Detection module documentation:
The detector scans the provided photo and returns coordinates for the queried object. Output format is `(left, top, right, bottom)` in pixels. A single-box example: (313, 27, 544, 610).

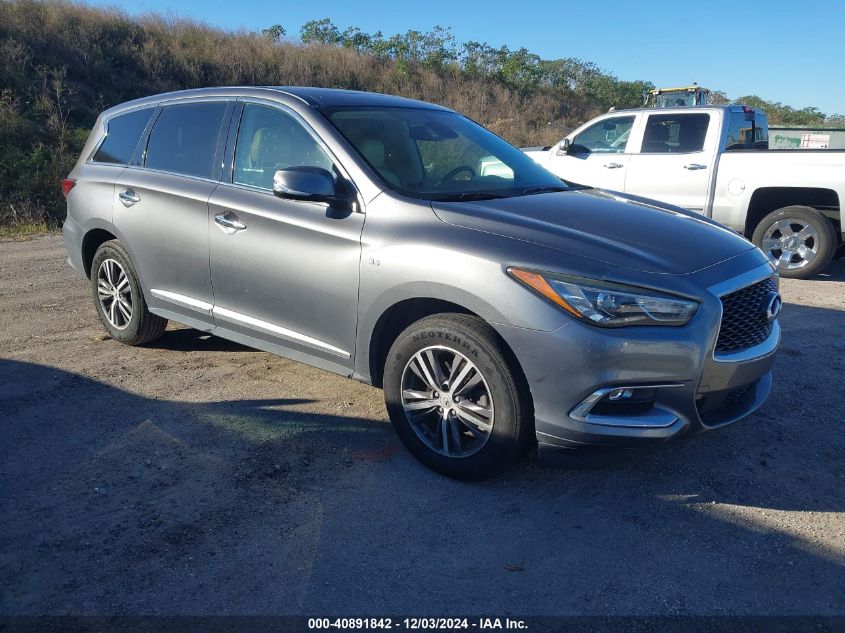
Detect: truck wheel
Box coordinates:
(90, 240, 168, 345)
(383, 314, 533, 480)
(752, 206, 837, 278)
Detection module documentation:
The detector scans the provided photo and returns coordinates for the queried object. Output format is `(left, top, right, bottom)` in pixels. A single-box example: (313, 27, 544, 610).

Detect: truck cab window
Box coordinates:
(570, 116, 635, 154)
(641, 113, 709, 153)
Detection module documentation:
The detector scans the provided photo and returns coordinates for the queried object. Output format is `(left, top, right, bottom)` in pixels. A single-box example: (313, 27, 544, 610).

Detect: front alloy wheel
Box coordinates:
(401, 346, 494, 458)
(384, 313, 533, 480)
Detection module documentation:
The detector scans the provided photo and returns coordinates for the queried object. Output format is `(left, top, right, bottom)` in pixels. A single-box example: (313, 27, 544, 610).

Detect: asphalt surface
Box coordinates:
(0, 235, 843, 616)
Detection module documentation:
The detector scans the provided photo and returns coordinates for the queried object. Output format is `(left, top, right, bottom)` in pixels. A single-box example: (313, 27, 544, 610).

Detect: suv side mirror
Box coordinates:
(272, 168, 352, 207)
(555, 139, 571, 156)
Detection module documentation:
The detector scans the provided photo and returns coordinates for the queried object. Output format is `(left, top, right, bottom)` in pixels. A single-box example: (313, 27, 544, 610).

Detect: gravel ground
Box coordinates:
(0, 235, 843, 616)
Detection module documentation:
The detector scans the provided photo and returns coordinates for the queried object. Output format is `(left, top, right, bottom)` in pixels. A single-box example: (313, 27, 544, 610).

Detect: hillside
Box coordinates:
(1, 0, 841, 230)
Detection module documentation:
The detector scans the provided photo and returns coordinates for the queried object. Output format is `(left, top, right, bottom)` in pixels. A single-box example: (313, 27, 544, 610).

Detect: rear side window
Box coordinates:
(144, 102, 228, 178)
(92, 108, 154, 165)
(641, 113, 709, 153)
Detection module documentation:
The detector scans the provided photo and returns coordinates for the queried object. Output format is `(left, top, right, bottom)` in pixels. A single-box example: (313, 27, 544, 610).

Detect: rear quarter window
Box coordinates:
(725, 111, 769, 150)
(92, 108, 155, 165)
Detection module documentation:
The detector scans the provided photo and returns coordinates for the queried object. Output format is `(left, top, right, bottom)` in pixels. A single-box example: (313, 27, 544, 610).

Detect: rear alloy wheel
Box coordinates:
(96, 258, 133, 330)
(90, 240, 167, 345)
(752, 205, 837, 278)
(384, 314, 533, 480)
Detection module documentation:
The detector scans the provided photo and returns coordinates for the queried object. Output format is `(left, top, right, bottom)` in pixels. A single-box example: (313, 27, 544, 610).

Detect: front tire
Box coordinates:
(383, 314, 533, 480)
(90, 240, 167, 345)
(751, 206, 837, 278)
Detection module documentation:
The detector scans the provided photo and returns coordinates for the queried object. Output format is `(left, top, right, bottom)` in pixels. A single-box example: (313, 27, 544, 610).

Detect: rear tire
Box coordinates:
(751, 206, 837, 278)
(383, 313, 533, 480)
(90, 240, 167, 345)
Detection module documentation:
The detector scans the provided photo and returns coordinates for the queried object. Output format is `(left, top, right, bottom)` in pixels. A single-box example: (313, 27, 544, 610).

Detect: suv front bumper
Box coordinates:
(493, 265, 780, 455)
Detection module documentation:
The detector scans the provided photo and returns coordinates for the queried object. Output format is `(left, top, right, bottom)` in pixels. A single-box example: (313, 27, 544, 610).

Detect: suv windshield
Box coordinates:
(320, 106, 571, 201)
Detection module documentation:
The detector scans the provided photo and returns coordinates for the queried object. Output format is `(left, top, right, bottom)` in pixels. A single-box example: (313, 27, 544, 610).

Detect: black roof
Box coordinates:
(101, 86, 453, 118)
(268, 86, 452, 110)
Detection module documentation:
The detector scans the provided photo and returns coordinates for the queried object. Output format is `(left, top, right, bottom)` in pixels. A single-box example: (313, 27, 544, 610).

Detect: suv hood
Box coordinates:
(431, 189, 756, 275)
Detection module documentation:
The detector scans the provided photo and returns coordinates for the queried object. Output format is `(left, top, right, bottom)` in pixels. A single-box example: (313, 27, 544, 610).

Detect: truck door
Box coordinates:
(546, 115, 635, 191)
(624, 112, 717, 212)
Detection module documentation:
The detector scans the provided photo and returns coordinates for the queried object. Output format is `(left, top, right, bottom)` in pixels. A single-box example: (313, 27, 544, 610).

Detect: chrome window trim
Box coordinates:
(111, 164, 221, 186)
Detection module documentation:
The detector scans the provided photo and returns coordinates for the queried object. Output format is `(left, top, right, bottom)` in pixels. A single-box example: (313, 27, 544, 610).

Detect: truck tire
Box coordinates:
(751, 206, 837, 279)
(90, 240, 168, 345)
(383, 313, 533, 480)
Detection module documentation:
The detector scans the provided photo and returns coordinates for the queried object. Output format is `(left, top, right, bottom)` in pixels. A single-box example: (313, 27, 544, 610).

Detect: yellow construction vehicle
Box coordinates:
(648, 83, 711, 107)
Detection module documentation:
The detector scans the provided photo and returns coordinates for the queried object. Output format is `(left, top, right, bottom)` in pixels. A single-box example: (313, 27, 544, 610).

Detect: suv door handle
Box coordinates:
(118, 189, 140, 206)
(214, 212, 247, 231)
(603, 162, 623, 169)
(684, 163, 707, 170)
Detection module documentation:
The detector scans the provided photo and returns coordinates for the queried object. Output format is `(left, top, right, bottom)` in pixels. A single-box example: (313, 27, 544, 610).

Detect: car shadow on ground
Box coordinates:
(147, 327, 256, 353)
(1, 295, 843, 614)
(807, 256, 845, 282)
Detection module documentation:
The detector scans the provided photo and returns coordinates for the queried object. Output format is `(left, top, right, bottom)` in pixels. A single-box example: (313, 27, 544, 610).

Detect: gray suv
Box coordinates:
(62, 87, 781, 479)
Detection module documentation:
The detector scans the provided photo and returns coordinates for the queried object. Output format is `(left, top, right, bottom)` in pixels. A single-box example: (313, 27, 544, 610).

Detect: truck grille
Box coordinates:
(715, 276, 777, 353)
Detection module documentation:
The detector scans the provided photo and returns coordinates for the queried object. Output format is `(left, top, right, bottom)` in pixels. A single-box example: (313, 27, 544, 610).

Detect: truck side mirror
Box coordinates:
(555, 139, 571, 156)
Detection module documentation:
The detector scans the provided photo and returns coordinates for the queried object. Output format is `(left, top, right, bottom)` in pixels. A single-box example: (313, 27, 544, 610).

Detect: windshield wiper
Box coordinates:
(431, 191, 510, 202)
(518, 185, 571, 196)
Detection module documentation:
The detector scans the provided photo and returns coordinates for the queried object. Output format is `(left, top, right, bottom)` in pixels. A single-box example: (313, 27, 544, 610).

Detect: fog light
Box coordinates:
(591, 388, 656, 416)
(607, 388, 634, 401)
(570, 384, 683, 427)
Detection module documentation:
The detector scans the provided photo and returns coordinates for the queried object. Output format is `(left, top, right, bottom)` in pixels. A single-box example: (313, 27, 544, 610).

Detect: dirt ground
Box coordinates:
(1, 235, 843, 616)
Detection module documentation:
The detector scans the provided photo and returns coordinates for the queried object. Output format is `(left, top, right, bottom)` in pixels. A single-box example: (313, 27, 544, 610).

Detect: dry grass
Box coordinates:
(0, 220, 56, 239)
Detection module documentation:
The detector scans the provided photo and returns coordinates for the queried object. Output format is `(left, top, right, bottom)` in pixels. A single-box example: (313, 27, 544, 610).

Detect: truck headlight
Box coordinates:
(508, 268, 698, 327)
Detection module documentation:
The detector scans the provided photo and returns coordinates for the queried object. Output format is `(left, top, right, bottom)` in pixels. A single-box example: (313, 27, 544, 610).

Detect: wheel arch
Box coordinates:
(81, 228, 118, 278)
(744, 187, 840, 241)
(365, 297, 528, 393)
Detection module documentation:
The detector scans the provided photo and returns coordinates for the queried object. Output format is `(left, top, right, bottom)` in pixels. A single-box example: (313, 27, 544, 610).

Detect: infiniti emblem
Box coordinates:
(764, 291, 782, 323)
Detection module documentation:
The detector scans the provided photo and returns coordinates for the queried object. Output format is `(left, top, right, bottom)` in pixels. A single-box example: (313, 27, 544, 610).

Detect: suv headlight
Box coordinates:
(508, 268, 698, 327)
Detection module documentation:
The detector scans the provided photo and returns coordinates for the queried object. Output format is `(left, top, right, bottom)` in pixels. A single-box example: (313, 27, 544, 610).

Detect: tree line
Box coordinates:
(0, 1, 841, 231)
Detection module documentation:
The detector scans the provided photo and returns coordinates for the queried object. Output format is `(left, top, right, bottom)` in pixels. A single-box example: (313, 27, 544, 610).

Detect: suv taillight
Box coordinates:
(61, 178, 76, 198)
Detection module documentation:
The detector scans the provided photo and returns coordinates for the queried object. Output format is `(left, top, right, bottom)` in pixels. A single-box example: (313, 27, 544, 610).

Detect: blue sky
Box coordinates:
(84, 0, 844, 114)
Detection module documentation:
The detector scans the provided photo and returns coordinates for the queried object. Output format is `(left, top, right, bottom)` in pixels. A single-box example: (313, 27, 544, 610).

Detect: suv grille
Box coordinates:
(715, 276, 777, 353)
(696, 383, 755, 425)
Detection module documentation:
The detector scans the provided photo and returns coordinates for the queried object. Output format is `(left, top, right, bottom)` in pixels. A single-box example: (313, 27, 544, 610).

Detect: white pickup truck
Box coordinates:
(523, 105, 844, 278)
